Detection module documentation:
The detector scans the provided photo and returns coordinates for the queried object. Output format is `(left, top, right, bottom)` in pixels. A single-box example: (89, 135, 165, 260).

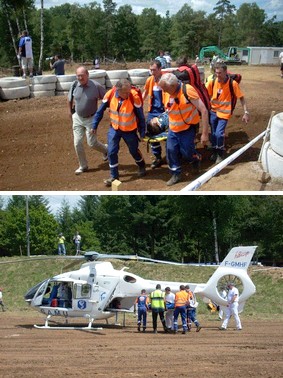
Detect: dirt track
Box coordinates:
(0, 64, 282, 191)
(0, 313, 282, 377)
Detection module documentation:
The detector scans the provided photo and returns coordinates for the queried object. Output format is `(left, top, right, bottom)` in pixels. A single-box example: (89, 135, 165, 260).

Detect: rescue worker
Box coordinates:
(173, 285, 189, 334)
(158, 73, 209, 186)
(134, 289, 149, 332)
(205, 62, 249, 164)
(185, 285, 201, 332)
(149, 284, 168, 334)
(143, 59, 167, 168)
(92, 79, 146, 186)
(219, 282, 242, 330)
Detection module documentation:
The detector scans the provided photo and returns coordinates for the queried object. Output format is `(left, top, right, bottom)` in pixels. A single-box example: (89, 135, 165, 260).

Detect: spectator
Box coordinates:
(149, 284, 168, 334)
(0, 288, 6, 312)
(195, 55, 200, 65)
(73, 231, 81, 255)
(165, 287, 175, 330)
(206, 62, 249, 164)
(158, 72, 209, 186)
(68, 66, 108, 175)
(155, 50, 167, 69)
(143, 59, 166, 169)
(185, 285, 201, 332)
(92, 79, 146, 187)
(58, 233, 66, 255)
(134, 289, 149, 332)
(50, 55, 65, 75)
(18, 30, 33, 78)
(173, 285, 189, 334)
(219, 282, 242, 331)
(93, 56, 100, 69)
(164, 51, 172, 68)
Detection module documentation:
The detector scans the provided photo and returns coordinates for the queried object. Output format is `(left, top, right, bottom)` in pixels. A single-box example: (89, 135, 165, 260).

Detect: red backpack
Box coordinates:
(173, 64, 211, 112)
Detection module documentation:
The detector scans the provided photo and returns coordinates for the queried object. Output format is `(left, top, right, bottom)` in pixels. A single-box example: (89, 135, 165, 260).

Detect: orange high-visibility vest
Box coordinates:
(144, 75, 167, 112)
(206, 78, 243, 120)
(165, 84, 200, 132)
(106, 89, 141, 132)
(174, 290, 189, 307)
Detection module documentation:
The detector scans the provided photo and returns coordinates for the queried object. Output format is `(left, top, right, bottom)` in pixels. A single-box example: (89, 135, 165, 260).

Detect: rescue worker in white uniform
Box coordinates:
(219, 282, 242, 330)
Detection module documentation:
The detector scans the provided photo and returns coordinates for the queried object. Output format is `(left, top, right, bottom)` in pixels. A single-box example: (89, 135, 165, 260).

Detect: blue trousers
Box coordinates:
(209, 111, 228, 150)
(107, 127, 144, 179)
(187, 307, 200, 328)
(137, 308, 147, 327)
(173, 306, 187, 331)
(167, 127, 198, 175)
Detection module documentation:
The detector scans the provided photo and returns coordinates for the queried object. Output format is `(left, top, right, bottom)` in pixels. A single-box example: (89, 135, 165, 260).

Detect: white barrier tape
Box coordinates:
(181, 130, 266, 192)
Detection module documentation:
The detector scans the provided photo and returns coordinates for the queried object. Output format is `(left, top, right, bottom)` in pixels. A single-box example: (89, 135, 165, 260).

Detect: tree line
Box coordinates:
(0, 195, 282, 266)
(0, 0, 282, 70)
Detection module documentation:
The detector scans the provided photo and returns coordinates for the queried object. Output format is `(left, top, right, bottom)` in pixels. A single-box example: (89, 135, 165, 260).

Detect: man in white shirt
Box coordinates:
(164, 287, 175, 329)
(219, 282, 242, 330)
(18, 30, 33, 78)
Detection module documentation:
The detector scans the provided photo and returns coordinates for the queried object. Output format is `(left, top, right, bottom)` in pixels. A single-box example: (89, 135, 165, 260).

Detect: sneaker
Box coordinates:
(137, 165, 146, 177)
(151, 158, 162, 169)
(103, 144, 108, 161)
(215, 155, 224, 164)
(210, 151, 218, 162)
(236, 328, 242, 331)
(196, 326, 202, 332)
(104, 177, 118, 187)
(219, 327, 226, 331)
(166, 174, 181, 186)
(75, 166, 88, 175)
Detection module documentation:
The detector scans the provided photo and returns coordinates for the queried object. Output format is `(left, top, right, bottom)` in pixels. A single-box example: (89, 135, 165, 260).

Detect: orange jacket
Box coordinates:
(164, 84, 200, 132)
(105, 88, 142, 132)
(174, 290, 189, 307)
(144, 75, 167, 112)
(206, 78, 243, 120)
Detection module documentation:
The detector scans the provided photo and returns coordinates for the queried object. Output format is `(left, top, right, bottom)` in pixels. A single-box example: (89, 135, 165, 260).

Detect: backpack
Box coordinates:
(173, 64, 211, 112)
(107, 84, 143, 107)
(212, 72, 242, 115)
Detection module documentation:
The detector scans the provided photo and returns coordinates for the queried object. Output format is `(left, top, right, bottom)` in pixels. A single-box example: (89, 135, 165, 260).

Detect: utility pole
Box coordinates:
(26, 196, 30, 257)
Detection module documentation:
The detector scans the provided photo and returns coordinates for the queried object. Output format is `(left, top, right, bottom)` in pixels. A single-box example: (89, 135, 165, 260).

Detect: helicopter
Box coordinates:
(21, 245, 257, 329)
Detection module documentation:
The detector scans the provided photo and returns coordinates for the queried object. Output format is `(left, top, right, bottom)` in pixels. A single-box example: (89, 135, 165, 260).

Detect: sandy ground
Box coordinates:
(0, 64, 282, 192)
(0, 312, 282, 377)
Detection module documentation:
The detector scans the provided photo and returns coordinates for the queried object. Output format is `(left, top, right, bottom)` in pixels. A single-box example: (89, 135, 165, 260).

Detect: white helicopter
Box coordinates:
(22, 245, 257, 330)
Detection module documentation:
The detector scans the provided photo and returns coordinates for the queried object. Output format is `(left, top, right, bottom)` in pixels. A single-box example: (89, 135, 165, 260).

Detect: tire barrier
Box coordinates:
(105, 70, 129, 88)
(88, 69, 106, 88)
(30, 75, 57, 98)
(270, 112, 283, 157)
(128, 69, 149, 86)
(0, 77, 30, 100)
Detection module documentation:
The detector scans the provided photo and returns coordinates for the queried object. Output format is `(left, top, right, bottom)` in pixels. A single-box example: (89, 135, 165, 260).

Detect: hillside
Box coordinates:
(1, 256, 282, 319)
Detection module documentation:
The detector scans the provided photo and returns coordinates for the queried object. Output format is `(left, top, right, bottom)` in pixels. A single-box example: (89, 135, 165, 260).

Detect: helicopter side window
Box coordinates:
(123, 275, 136, 283)
(74, 284, 91, 299)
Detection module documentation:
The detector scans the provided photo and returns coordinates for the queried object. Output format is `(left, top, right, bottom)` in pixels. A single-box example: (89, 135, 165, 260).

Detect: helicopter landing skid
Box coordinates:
(34, 314, 102, 331)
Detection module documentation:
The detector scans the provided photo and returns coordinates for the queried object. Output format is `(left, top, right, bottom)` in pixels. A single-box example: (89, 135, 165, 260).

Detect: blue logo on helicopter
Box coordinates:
(78, 300, 87, 309)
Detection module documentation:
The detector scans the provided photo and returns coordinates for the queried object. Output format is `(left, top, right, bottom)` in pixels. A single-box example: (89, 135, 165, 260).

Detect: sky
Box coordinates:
(35, 0, 283, 21)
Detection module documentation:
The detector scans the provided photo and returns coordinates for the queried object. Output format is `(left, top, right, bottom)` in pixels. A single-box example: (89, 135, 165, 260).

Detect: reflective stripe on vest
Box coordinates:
(108, 92, 137, 132)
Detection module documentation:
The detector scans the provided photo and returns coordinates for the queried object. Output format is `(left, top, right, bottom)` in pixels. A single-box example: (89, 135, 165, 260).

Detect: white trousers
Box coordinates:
(72, 112, 107, 169)
(221, 302, 242, 329)
(165, 309, 174, 329)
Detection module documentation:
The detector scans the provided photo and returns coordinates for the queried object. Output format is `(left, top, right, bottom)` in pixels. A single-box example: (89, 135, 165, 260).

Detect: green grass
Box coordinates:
(1, 257, 282, 320)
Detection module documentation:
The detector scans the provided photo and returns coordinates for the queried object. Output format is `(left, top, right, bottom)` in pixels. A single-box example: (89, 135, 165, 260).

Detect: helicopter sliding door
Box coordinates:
(73, 282, 92, 311)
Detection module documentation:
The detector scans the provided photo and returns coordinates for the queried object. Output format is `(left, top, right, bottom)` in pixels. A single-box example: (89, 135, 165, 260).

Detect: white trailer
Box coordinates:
(247, 46, 283, 65)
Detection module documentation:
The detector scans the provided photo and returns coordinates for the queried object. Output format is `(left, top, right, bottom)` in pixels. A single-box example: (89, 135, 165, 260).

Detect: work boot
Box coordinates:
(143, 327, 146, 332)
(137, 325, 141, 332)
(137, 164, 146, 177)
(166, 174, 181, 186)
(210, 151, 218, 162)
(104, 177, 118, 187)
(151, 158, 162, 169)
